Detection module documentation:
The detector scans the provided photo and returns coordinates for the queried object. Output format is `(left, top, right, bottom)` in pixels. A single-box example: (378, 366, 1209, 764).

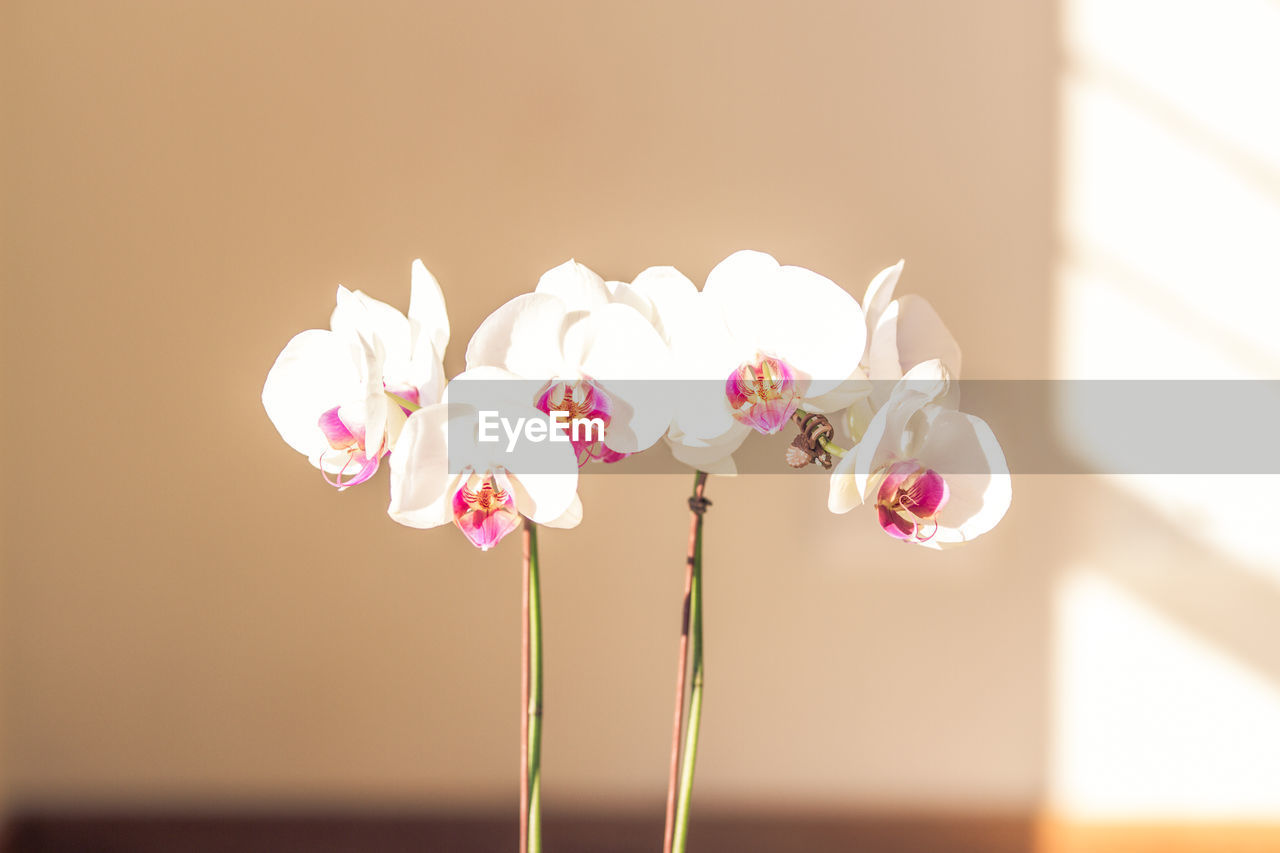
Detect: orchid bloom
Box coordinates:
(387, 397, 581, 550)
(835, 260, 963, 443)
(262, 260, 449, 489)
(632, 251, 865, 473)
(828, 361, 1010, 547)
(464, 260, 673, 467)
(861, 260, 961, 387)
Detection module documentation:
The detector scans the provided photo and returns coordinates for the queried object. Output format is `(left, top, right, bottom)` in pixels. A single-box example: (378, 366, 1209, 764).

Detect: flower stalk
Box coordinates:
(521, 519, 544, 853)
(665, 471, 709, 853)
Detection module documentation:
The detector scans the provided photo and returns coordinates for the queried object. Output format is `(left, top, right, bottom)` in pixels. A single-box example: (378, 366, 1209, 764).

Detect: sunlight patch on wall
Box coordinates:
(1056, 0, 1280, 578)
(1052, 569, 1280, 819)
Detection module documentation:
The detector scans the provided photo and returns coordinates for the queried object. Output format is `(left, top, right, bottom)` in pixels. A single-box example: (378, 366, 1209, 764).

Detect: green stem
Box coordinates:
(526, 520, 544, 853)
(672, 473, 707, 853)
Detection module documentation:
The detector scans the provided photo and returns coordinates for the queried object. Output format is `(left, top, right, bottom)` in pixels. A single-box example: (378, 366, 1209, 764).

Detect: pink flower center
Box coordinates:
(317, 405, 382, 490)
(875, 460, 950, 543)
(452, 474, 521, 551)
(535, 379, 629, 467)
(725, 356, 801, 434)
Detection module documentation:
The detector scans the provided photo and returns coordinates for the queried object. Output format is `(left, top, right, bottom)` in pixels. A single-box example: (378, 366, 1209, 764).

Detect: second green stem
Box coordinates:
(673, 473, 707, 853)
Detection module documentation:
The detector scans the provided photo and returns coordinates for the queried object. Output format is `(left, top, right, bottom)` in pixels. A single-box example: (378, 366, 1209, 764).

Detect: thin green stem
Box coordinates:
(528, 521, 543, 853)
(672, 472, 708, 853)
(521, 520, 543, 853)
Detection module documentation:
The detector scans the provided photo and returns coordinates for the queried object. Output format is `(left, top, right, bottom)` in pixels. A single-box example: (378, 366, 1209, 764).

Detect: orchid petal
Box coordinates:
(387, 403, 459, 529)
(888, 294, 962, 380)
(510, 468, 579, 524)
(540, 493, 584, 529)
(862, 259, 905, 340)
(666, 425, 748, 475)
(627, 266, 699, 343)
(559, 304, 674, 452)
(263, 329, 362, 463)
(408, 259, 450, 355)
(465, 292, 569, 379)
(705, 253, 864, 397)
(878, 504, 917, 540)
(606, 281, 658, 325)
(331, 285, 413, 368)
(535, 259, 611, 313)
(915, 409, 1011, 546)
(827, 449, 863, 513)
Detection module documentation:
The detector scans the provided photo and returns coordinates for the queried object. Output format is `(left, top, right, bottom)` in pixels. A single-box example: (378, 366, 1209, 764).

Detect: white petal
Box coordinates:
(387, 403, 459, 529)
(561, 304, 670, 379)
(848, 386, 937, 499)
(330, 285, 413, 367)
(803, 368, 872, 414)
(867, 303, 905, 388)
(627, 266, 699, 343)
(894, 294, 961, 379)
(666, 425, 747, 475)
(606, 281, 658, 326)
(535, 259, 611, 312)
(409, 259, 450, 356)
(511, 469, 579, 524)
(540, 493, 583, 529)
(861, 260, 904, 340)
(404, 334, 446, 407)
(351, 327, 389, 457)
(915, 409, 1011, 545)
(559, 304, 674, 452)
(827, 447, 863, 513)
(766, 265, 864, 396)
(262, 329, 358, 463)
(705, 253, 864, 397)
(465, 292, 569, 379)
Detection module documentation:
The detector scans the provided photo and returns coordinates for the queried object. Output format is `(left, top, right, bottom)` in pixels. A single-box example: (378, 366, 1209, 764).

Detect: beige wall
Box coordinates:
(5, 0, 1277, 820)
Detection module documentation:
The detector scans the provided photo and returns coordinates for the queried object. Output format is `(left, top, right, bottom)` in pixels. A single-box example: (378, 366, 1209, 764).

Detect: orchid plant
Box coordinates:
(262, 252, 1011, 853)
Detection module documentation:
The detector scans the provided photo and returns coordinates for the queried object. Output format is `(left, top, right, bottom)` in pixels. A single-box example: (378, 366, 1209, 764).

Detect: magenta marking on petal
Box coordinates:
(597, 444, 630, 464)
(318, 406, 356, 449)
(537, 379, 620, 466)
(321, 449, 381, 491)
(878, 505, 916, 541)
(877, 460, 920, 504)
(725, 356, 802, 435)
(452, 476, 521, 550)
(909, 468, 950, 517)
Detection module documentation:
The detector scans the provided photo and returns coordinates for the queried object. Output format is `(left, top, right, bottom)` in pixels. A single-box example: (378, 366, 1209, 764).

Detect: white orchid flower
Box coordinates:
(262, 260, 449, 489)
(832, 260, 963, 443)
(828, 360, 1009, 547)
(862, 260, 961, 386)
(625, 251, 864, 472)
(387, 392, 581, 550)
(465, 260, 673, 467)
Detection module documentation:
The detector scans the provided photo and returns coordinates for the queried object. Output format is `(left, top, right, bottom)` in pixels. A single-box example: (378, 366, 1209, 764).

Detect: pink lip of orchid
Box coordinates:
(314, 385, 422, 491)
(316, 405, 385, 490)
(874, 459, 950, 543)
(535, 378, 630, 467)
(725, 355, 801, 435)
(451, 470, 522, 551)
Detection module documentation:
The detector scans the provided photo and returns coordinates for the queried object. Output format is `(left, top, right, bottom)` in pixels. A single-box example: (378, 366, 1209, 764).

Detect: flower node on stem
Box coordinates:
(788, 411, 835, 469)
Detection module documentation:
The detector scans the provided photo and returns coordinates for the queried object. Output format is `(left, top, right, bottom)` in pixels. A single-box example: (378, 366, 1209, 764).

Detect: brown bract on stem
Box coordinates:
(787, 410, 839, 468)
